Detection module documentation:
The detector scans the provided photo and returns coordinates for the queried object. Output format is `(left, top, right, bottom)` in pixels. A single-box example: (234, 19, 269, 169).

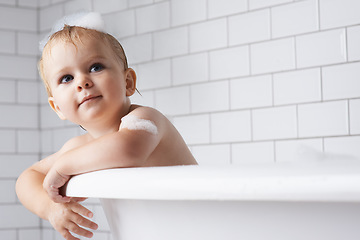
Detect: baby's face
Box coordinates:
(43, 37, 131, 125)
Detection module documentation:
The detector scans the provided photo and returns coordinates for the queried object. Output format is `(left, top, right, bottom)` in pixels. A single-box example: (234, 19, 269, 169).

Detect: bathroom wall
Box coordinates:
(1, 0, 360, 239)
(0, 0, 42, 239)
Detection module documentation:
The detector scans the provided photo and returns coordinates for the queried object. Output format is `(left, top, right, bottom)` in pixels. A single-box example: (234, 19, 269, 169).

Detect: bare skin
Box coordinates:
(16, 33, 197, 240)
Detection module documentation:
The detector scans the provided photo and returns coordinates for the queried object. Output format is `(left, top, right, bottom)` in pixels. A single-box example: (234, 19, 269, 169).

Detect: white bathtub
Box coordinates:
(65, 161, 360, 240)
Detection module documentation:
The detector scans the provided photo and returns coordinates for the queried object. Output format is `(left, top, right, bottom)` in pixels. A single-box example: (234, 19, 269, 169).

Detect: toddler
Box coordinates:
(16, 12, 197, 240)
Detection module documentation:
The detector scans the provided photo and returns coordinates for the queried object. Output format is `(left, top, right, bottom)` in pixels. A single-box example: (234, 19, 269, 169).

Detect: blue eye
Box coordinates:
(60, 75, 74, 84)
(90, 63, 104, 73)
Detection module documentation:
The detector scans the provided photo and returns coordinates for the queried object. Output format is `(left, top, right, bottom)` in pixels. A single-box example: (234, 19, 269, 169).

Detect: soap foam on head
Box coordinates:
(120, 115, 158, 135)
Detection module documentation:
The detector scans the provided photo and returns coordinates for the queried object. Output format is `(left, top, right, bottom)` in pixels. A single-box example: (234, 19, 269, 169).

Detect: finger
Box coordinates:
(71, 214, 98, 231)
(50, 192, 71, 203)
(70, 202, 96, 219)
(72, 197, 88, 202)
(60, 228, 80, 240)
(67, 221, 94, 238)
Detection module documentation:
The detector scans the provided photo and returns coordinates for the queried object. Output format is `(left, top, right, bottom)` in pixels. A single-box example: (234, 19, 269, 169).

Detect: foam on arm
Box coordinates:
(120, 115, 158, 135)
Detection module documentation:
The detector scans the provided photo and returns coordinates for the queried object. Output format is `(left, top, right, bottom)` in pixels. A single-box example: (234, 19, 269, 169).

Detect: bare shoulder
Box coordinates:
(59, 133, 92, 153)
(128, 105, 164, 121)
(126, 105, 168, 133)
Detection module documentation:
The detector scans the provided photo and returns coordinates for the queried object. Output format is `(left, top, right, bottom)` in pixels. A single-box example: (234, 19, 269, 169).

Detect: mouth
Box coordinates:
(79, 95, 102, 106)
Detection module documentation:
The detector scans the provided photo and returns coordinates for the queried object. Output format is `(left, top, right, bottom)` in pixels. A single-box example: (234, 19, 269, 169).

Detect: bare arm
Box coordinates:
(16, 139, 98, 240)
(44, 124, 162, 202)
(43, 110, 162, 202)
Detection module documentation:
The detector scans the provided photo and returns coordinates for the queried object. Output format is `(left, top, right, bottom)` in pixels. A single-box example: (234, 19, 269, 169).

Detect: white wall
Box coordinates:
(0, 0, 42, 239)
(1, 0, 360, 239)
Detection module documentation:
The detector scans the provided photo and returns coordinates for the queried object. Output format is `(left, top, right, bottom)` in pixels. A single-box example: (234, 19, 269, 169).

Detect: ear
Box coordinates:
(125, 68, 137, 97)
(48, 97, 67, 120)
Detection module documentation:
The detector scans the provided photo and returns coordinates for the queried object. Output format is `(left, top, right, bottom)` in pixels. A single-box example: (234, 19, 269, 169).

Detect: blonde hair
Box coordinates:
(38, 26, 128, 97)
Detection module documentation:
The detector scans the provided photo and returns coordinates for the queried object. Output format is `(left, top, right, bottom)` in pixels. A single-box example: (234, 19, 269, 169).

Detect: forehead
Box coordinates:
(45, 36, 113, 60)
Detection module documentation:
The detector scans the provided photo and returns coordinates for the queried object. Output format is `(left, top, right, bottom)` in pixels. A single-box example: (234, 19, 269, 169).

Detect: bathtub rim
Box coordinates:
(64, 162, 360, 202)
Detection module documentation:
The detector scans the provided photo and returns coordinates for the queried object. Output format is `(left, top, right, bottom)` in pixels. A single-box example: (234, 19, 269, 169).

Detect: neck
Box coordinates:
(81, 103, 132, 139)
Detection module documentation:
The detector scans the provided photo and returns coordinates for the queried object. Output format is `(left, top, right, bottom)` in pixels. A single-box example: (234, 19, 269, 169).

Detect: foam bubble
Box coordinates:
(120, 115, 158, 135)
(39, 11, 105, 51)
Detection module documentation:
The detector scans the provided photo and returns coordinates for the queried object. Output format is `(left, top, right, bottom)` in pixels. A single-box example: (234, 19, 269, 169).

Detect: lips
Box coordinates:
(79, 95, 102, 106)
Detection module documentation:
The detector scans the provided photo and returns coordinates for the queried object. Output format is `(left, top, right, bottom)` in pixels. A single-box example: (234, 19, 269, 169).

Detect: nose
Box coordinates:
(77, 75, 93, 91)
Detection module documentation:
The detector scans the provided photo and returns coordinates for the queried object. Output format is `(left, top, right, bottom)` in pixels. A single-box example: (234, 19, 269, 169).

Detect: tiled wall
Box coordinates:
(0, 0, 42, 239)
(1, 0, 360, 239)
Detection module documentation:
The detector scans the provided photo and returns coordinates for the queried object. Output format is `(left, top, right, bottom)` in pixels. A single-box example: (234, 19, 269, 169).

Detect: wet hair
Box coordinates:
(38, 25, 128, 97)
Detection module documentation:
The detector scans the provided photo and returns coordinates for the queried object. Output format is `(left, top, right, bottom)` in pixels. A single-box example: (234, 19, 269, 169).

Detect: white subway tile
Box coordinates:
(171, 0, 206, 26)
(230, 75, 272, 109)
(53, 127, 80, 151)
(0, 230, 16, 240)
(0, 205, 39, 228)
(249, 0, 292, 10)
(0, 130, 15, 153)
(38, 0, 50, 8)
(154, 27, 188, 59)
(64, 0, 92, 15)
(41, 130, 53, 153)
(296, 29, 347, 68)
(172, 53, 208, 86)
(173, 114, 210, 145)
(0, 180, 16, 203)
(130, 90, 155, 108)
(324, 136, 360, 160)
(19, 229, 41, 240)
(229, 9, 270, 46)
(232, 141, 274, 164)
(348, 25, 360, 61)
(0, 105, 38, 128)
(209, 46, 250, 80)
(155, 86, 190, 116)
(0, 80, 16, 103)
(18, 0, 37, 7)
(298, 101, 348, 137)
(136, 2, 170, 34)
(253, 106, 297, 140)
(191, 144, 231, 165)
(189, 19, 227, 53)
(103, 10, 135, 39)
(191, 81, 229, 113)
(272, 0, 319, 38)
(350, 99, 360, 135)
(251, 38, 295, 74)
(136, 60, 171, 90)
(17, 32, 39, 56)
(275, 138, 323, 162)
(39, 5, 64, 31)
(17, 130, 40, 153)
(121, 34, 152, 64)
(129, 0, 152, 8)
(0, 154, 37, 178)
(323, 62, 360, 100)
(274, 68, 321, 105)
(17, 81, 39, 104)
(93, 0, 127, 14)
(0, 0, 15, 6)
(0, 6, 37, 31)
(0, 31, 15, 54)
(320, 0, 360, 29)
(40, 105, 65, 129)
(211, 111, 251, 143)
(208, 0, 247, 18)
(0, 55, 38, 79)
(41, 229, 54, 240)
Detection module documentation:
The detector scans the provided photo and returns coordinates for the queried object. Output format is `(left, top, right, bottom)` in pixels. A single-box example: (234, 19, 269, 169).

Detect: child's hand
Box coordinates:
(43, 166, 71, 203)
(48, 199, 98, 240)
